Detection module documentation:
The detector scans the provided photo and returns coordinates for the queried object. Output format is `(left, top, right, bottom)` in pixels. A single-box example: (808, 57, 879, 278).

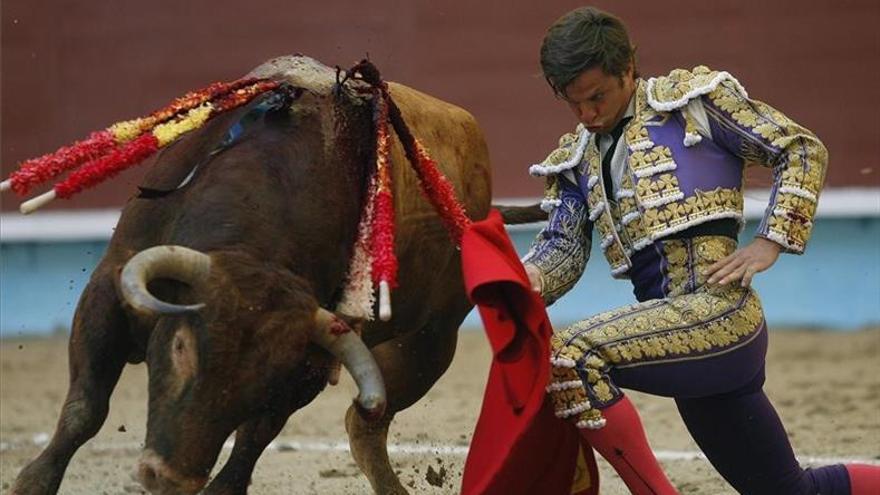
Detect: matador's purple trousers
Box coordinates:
(548, 236, 852, 494)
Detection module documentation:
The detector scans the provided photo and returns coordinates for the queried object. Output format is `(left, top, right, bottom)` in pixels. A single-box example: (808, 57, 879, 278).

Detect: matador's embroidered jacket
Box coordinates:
(523, 66, 828, 303)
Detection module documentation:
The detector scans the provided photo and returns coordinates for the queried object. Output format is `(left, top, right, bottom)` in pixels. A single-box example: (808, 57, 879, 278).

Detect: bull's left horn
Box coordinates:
(312, 309, 386, 419)
(120, 245, 212, 317)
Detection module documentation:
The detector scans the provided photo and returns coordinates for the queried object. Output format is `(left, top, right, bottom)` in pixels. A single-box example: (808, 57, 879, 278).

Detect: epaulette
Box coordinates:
(646, 65, 748, 111)
(529, 123, 590, 177)
(528, 124, 590, 212)
(646, 66, 749, 146)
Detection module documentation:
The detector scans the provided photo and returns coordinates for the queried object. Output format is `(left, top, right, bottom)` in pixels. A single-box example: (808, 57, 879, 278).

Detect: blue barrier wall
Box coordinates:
(2, 218, 879, 337)
(1, 241, 107, 338)
(482, 218, 880, 331)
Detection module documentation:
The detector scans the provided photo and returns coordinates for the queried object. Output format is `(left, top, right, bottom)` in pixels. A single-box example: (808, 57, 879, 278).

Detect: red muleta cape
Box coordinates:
(460, 209, 598, 495)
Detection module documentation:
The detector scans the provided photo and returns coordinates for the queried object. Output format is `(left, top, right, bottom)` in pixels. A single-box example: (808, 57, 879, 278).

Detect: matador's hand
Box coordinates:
(706, 237, 782, 287)
(524, 263, 543, 294)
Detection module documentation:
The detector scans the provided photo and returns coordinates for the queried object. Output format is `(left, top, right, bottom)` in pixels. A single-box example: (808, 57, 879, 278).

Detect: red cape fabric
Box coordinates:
(460, 209, 599, 495)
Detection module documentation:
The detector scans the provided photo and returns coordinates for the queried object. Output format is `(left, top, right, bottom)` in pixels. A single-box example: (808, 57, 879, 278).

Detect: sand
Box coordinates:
(1, 328, 878, 494)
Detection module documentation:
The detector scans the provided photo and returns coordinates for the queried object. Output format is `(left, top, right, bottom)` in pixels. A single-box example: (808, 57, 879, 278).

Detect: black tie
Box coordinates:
(601, 117, 632, 201)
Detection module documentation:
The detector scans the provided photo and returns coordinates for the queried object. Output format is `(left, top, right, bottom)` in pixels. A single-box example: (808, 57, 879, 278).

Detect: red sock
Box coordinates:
(579, 396, 678, 495)
(846, 464, 880, 495)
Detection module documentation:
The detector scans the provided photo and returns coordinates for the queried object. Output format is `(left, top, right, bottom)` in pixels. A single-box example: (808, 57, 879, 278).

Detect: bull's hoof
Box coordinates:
(200, 472, 250, 495)
(373, 481, 410, 495)
(200, 482, 248, 495)
(200, 486, 247, 495)
(9, 460, 63, 495)
(9, 477, 59, 495)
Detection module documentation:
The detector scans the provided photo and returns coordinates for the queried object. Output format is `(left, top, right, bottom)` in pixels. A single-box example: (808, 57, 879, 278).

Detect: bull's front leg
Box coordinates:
(201, 411, 289, 495)
(345, 320, 459, 495)
(10, 272, 131, 495)
(345, 407, 403, 495)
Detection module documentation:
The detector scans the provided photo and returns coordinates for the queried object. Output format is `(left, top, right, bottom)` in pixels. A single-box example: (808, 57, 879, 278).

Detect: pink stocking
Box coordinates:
(579, 396, 679, 495)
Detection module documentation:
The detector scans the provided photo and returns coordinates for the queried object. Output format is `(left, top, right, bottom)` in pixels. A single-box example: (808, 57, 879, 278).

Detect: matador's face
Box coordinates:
(562, 64, 636, 135)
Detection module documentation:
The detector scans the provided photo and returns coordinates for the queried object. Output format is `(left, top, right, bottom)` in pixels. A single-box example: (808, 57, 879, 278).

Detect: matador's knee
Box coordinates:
(547, 334, 621, 429)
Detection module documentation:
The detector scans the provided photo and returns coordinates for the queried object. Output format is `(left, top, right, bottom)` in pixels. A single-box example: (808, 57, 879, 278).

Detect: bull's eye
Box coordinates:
(170, 327, 198, 392)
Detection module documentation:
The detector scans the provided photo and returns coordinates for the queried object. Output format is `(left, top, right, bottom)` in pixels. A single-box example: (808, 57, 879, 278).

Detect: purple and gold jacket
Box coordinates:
(523, 66, 827, 303)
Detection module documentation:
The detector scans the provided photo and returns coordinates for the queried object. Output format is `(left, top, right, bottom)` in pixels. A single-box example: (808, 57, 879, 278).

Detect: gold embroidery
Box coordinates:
(643, 187, 743, 239)
(547, 237, 764, 429)
(625, 124, 653, 150)
(535, 125, 588, 212)
(585, 136, 631, 275)
(593, 379, 614, 403)
(546, 146, 572, 165)
(616, 174, 649, 251)
(541, 126, 584, 166)
(542, 67, 824, 428)
(620, 92, 738, 246)
(557, 130, 580, 149)
(535, 65, 824, 286)
(524, 195, 591, 305)
(648, 65, 721, 106)
(541, 175, 560, 210)
(664, 237, 738, 296)
(706, 80, 826, 253)
(636, 173, 683, 207)
(663, 239, 692, 296)
(630, 146, 674, 175)
(618, 197, 638, 214)
(691, 237, 738, 288)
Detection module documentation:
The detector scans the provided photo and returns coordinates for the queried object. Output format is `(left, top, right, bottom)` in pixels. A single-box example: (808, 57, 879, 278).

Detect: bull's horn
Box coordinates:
(312, 309, 386, 419)
(120, 245, 212, 316)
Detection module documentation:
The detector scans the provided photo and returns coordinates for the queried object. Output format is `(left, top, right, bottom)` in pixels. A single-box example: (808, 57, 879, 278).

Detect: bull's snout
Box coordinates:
(136, 449, 207, 495)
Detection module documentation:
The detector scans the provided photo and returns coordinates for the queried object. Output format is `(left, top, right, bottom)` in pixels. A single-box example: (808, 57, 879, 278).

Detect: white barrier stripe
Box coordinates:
(2, 434, 879, 466)
(4, 188, 874, 241)
(494, 187, 880, 227)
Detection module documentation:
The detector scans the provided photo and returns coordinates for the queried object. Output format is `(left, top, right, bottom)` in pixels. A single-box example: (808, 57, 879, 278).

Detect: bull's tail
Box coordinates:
(492, 203, 548, 225)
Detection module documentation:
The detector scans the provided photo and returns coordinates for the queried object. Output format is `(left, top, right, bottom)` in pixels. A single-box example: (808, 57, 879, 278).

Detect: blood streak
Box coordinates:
(329, 316, 352, 336)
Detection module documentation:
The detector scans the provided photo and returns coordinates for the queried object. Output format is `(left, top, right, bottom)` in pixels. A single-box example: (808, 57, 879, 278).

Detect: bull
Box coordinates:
(9, 55, 492, 494)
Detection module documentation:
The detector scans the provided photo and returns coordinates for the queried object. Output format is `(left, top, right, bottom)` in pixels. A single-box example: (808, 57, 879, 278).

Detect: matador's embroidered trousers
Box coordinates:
(548, 236, 851, 494)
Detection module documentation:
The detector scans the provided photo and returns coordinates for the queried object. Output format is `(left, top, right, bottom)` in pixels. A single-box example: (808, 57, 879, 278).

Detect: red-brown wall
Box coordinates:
(2, 0, 878, 212)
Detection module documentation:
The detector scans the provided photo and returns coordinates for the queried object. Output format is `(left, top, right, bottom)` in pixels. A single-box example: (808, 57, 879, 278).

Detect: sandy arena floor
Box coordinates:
(1, 328, 878, 494)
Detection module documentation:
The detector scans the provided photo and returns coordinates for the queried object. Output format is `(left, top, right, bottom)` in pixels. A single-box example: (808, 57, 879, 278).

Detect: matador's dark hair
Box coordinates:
(540, 6, 639, 97)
